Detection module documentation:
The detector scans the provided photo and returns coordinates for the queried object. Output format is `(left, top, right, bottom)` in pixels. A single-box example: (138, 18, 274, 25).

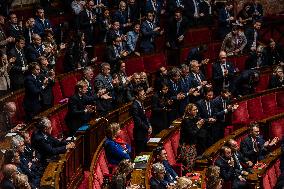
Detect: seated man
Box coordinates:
(0, 164, 17, 189)
(0, 102, 24, 138)
(269, 66, 284, 89)
(31, 117, 75, 167)
(150, 162, 170, 189)
(240, 122, 279, 163)
(215, 146, 248, 189)
(153, 146, 178, 183)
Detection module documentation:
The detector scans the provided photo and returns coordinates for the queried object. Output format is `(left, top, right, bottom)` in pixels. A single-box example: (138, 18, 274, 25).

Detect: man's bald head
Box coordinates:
(3, 102, 17, 117)
(2, 164, 17, 178)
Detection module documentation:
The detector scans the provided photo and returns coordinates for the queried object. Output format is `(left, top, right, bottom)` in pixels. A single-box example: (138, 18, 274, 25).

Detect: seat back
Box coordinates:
(261, 94, 277, 115)
(232, 101, 249, 125)
(270, 118, 284, 139)
(143, 53, 167, 73)
(255, 74, 270, 93)
(125, 57, 145, 76)
(247, 97, 264, 120)
(276, 91, 284, 107)
(52, 80, 64, 105)
(92, 149, 110, 189)
(59, 73, 78, 98)
(163, 139, 176, 166)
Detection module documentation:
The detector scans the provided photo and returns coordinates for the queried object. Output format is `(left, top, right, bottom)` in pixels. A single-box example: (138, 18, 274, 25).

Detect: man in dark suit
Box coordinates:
(0, 164, 17, 189)
(248, 0, 263, 21)
(106, 21, 125, 45)
(245, 20, 261, 52)
(65, 81, 96, 136)
(240, 123, 279, 163)
(269, 66, 284, 89)
(113, 1, 132, 32)
(140, 11, 163, 53)
(245, 45, 268, 69)
(196, 89, 216, 143)
(145, 0, 163, 21)
(25, 34, 44, 63)
(23, 63, 48, 121)
(215, 146, 248, 189)
(266, 40, 284, 66)
(94, 63, 114, 115)
(232, 69, 260, 96)
(183, 0, 204, 26)
(212, 88, 238, 139)
(6, 13, 23, 38)
(167, 9, 188, 49)
(218, 2, 234, 39)
(150, 162, 169, 189)
(167, 0, 185, 16)
(154, 146, 178, 184)
(212, 51, 235, 95)
(105, 35, 128, 69)
(23, 17, 35, 44)
(130, 87, 152, 154)
(0, 102, 23, 138)
(31, 117, 75, 167)
(227, 139, 254, 169)
(33, 7, 52, 37)
(79, 0, 97, 46)
(8, 36, 28, 91)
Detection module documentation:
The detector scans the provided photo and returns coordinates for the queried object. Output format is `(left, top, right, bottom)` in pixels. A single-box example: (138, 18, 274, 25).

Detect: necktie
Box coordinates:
(206, 101, 211, 116)
(177, 21, 181, 35)
(234, 153, 243, 170)
(253, 139, 259, 152)
(195, 73, 202, 84)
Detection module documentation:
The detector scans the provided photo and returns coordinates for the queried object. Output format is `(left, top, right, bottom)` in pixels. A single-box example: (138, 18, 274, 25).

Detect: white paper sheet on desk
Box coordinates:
(5, 133, 17, 137)
(66, 137, 77, 141)
(148, 138, 161, 143)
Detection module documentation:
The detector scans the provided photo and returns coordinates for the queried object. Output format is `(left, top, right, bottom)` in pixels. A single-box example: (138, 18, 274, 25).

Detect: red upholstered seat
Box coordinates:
(50, 115, 63, 138)
(224, 125, 234, 137)
(268, 166, 277, 188)
(190, 28, 210, 45)
(270, 118, 284, 139)
(52, 80, 64, 105)
(232, 101, 249, 125)
(204, 63, 213, 80)
(170, 130, 180, 158)
(55, 52, 66, 74)
(261, 94, 278, 115)
(143, 53, 167, 73)
(94, 44, 106, 62)
(98, 150, 110, 175)
(262, 173, 270, 189)
(163, 140, 176, 165)
(233, 55, 248, 72)
(255, 74, 270, 93)
(93, 149, 111, 189)
(155, 36, 166, 52)
(59, 74, 78, 98)
(247, 97, 264, 121)
(125, 57, 145, 75)
(126, 121, 134, 142)
(16, 94, 25, 122)
(58, 108, 69, 134)
(180, 47, 191, 63)
(276, 91, 284, 107)
(117, 129, 131, 145)
(275, 160, 281, 178)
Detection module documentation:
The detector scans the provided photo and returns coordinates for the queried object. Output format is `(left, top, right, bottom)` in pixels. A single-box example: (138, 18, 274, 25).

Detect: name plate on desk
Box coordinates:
(148, 138, 161, 143)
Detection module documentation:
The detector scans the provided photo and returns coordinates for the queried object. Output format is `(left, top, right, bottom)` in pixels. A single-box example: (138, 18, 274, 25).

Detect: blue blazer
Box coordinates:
(140, 20, 158, 52)
(104, 138, 131, 165)
(162, 160, 178, 183)
(34, 17, 52, 36)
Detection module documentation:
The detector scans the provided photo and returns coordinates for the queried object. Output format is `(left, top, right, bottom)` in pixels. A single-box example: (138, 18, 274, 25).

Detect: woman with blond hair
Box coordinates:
(104, 123, 131, 165)
(176, 177, 192, 189)
(13, 173, 31, 189)
(178, 103, 209, 173)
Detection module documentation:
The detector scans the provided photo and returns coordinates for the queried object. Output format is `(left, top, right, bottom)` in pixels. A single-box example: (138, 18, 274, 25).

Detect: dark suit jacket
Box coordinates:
(6, 24, 23, 38)
(240, 135, 267, 163)
(105, 28, 123, 45)
(94, 73, 113, 92)
(34, 17, 52, 37)
(130, 100, 151, 140)
(38, 68, 55, 107)
(248, 3, 263, 20)
(65, 93, 95, 135)
(26, 44, 44, 63)
(188, 72, 206, 88)
(212, 96, 231, 121)
(212, 61, 235, 93)
(269, 75, 284, 89)
(8, 47, 27, 90)
(167, 16, 188, 43)
(215, 156, 241, 181)
(218, 7, 231, 27)
(140, 20, 158, 52)
(183, 0, 199, 18)
(104, 138, 131, 165)
(113, 10, 128, 26)
(245, 28, 259, 50)
(232, 69, 258, 96)
(187, 47, 203, 62)
(145, 0, 162, 15)
(23, 74, 43, 113)
(31, 130, 67, 165)
(23, 27, 34, 44)
(105, 45, 120, 68)
(266, 45, 284, 66)
(79, 9, 95, 31)
(245, 52, 268, 69)
(150, 177, 168, 189)
(196, 99, 215, 119)
(0, 178, 15, 189)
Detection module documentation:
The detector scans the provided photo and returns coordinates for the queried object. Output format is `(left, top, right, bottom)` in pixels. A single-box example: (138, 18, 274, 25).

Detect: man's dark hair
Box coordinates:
(133, 86, 144, 97)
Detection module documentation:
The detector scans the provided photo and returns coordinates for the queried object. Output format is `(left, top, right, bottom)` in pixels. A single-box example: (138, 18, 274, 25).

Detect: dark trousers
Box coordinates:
(135, 139, 147, 154)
